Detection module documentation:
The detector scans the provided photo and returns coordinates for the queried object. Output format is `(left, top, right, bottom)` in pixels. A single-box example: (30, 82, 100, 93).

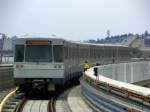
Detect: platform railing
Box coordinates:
(0, 64, 14, 89)
(80, 61, 150, 112)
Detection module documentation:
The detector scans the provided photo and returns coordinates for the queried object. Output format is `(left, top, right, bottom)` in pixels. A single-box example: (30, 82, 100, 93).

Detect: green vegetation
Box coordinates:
(132, 48, 142, 58)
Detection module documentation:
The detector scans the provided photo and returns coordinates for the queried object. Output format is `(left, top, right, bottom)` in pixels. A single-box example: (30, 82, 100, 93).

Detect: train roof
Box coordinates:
(73, 41, 129, 48)
(15, 37, 129, 48)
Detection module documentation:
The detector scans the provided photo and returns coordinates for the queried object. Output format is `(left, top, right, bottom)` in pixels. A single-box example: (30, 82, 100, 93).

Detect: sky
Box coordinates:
(0, 0, 150, 41)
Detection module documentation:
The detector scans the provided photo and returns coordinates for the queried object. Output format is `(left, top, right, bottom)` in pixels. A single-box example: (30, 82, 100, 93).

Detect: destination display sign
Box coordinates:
(26, 40, 51, 45)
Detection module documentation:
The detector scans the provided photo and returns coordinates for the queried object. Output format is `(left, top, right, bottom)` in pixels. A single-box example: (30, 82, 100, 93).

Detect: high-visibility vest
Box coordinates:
(83, 63, 90, 70)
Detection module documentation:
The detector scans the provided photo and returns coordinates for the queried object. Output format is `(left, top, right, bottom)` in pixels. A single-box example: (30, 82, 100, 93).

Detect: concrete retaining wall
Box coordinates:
(97, 61, 150, 83)
(0, 67, 14, 89)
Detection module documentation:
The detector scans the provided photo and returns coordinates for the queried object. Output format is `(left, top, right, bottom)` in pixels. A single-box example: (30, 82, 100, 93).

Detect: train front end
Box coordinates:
(14, 38, 65, 91)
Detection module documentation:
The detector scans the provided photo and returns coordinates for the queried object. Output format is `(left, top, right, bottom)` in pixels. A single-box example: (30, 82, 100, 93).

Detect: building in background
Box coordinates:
(0, 33, 17, 64)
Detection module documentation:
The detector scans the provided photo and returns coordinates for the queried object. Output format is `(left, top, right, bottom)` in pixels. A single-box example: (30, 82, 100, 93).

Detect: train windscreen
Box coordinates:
(15, 45, 24, 62)
(25, 45, 52, 62)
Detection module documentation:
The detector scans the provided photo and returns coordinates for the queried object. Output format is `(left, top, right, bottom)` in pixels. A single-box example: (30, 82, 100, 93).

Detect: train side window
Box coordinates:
(70, 47, 72, 59)
(90, 47, 92, 58)
(64, 46, 68, 59)
(85, 48, 88, 58)
(53, 45, 63, 62)
(69, 47, 71, 59)
(75, 48, 77, 59)
(73, 48, 75, 59)
(99, 48, 101, 58)
(15, 45, 24, 62)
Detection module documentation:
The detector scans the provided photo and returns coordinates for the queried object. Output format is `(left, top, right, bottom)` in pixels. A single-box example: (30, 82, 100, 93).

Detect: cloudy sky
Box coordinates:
(0, 0, 150, 40)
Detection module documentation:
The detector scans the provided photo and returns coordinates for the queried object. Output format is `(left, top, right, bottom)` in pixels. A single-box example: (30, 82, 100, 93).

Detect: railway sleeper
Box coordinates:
(2, 92, 25, 112)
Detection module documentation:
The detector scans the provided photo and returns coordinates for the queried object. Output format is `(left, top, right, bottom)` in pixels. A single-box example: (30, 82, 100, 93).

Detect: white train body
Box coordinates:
(13, 38, 131, 91)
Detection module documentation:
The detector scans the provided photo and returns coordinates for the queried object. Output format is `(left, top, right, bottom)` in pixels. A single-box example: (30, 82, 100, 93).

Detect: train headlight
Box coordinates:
(53, 65, 62, 69)
(16, 64, 19, 68)
(58, 65, 61, 68)
(54, 65, 57, 68)
(20, 65, 23, 68)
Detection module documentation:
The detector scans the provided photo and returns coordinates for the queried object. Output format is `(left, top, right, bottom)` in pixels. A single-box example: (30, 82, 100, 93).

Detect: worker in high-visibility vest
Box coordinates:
(83, 61, 90, 72)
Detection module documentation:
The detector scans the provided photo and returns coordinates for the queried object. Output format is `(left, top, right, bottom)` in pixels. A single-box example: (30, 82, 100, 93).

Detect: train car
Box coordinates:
(13, 37, 131, 92)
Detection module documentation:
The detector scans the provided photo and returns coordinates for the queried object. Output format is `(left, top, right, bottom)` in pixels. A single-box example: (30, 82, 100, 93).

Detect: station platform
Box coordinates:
(56, 85, 94, 112)
(67, 85, 94, 112)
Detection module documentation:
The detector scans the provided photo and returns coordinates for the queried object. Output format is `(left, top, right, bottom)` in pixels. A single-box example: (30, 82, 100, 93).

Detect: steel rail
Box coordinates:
(15, 98, 27, 112)
(0, 87, 19, 112)
(48, 98, 56, 112)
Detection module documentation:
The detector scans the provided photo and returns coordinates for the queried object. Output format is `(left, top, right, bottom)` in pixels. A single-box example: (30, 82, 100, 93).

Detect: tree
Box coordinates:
(131, 48, 142, 58)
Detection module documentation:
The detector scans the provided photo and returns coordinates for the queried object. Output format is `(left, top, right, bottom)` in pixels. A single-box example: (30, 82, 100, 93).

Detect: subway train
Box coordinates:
(13, 38, 131, 92)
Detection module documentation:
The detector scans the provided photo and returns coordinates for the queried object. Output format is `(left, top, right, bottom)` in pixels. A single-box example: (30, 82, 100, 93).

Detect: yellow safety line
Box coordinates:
(0, 87, 19, 112)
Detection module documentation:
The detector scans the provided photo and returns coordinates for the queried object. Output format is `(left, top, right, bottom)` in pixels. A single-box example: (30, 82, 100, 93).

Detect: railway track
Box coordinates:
(81, 77, 150, 111)
(1, 92, 25, 112)
(1, 96, 56, 112)
(0, 78, 80, 112)
(17, 98, 56, 112)
(0, 90, 56, 112)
